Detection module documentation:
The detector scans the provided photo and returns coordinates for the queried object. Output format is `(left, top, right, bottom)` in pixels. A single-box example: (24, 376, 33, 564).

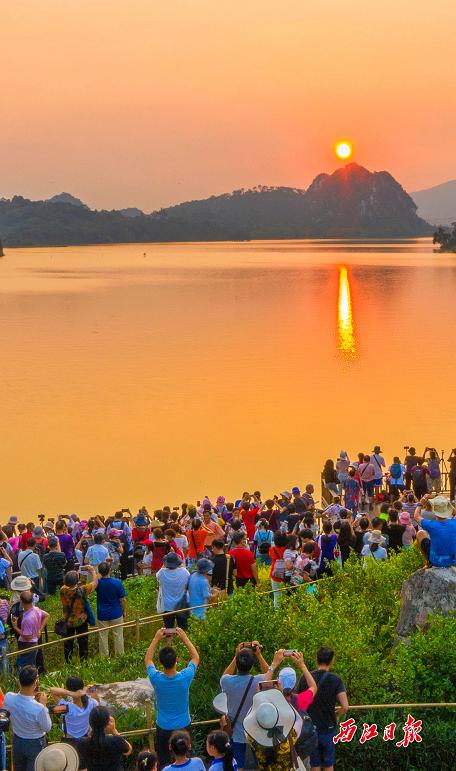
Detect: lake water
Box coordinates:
(1, 239, 455, 518)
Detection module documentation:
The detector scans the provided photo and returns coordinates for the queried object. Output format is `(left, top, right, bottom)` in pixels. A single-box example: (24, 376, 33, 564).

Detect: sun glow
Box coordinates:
(335, 141, 353, 160)
(337, 267, 357, 360)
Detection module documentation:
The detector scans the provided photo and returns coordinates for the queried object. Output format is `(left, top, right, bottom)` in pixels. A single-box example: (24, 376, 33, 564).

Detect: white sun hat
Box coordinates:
(243, 688, 296, 747)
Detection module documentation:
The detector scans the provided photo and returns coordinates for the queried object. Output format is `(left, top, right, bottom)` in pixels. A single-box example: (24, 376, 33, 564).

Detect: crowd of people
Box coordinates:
(2, 634, 348, 771)
(0, 444, 455, 769)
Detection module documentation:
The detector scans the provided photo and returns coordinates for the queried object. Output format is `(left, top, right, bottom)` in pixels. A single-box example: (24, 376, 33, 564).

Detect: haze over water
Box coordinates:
(1, 239, 455, 518)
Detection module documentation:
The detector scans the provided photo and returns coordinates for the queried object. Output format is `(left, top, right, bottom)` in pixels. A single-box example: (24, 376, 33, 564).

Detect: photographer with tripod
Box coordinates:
(447, 449, 456, 501)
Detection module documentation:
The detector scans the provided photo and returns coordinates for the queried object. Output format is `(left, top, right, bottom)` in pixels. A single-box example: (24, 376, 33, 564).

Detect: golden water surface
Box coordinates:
(1, 239, 455, 518)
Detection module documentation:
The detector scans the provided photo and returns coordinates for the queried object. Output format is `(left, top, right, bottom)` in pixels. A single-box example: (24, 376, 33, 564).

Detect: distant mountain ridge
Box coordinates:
(0, 164, 431, 247)
(47, 192, 87, 208)
(411, 180, 456, 226)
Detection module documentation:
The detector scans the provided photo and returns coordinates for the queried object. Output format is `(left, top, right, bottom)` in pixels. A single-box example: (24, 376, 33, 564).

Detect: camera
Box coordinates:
(259, 680, 279, 691)
(241, 642, 263, 652)
(49, 704, 69, 716)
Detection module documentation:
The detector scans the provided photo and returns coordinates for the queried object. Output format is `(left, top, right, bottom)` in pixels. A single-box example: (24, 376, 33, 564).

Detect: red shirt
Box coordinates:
(20, 531, 34, 550)
(186, 528, 207, 559)
(269, 545, 286, 582)
(241, 507, 259, 541)
(150, 541, 170, 572)
(229, 547, 256, 579)
(132, 527, 151, 543)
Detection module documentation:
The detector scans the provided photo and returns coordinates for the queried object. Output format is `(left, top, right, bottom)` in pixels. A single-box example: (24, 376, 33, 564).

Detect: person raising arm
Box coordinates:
(222, 640, 270, 676)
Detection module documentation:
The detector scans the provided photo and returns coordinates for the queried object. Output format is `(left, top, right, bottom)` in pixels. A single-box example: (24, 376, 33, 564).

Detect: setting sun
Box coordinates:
(335, 141, 353, 160)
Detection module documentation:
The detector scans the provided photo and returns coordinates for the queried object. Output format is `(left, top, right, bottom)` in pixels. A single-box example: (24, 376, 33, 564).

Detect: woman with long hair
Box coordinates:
(317, 521, 338, 577)
(321, 459, 339, 505)
(206, 730, 238, 770)
(78, 705, 132, 771)
(336, 520, 356, 566)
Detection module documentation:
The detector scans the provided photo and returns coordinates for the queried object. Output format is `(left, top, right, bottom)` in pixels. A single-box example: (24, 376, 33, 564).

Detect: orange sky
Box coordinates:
(1, 0, 455, 211)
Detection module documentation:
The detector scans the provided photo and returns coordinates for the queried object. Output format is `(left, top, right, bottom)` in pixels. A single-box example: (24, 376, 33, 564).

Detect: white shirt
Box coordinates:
(58, 697, 98, 738)
(371, 454, 385, 479)
(18, 549, 42, 579)
(4, 692, 52, 738)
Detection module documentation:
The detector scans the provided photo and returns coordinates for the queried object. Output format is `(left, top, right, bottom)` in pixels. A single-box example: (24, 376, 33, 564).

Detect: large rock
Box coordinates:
(96, 678, 155, 710)
(396, 566, 456, 639)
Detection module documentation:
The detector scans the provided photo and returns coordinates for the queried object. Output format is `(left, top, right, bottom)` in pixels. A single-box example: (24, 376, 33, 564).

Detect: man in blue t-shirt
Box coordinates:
(95, 562, 126, 656)
(416, 496, 456, 567)
(145, 626, 199, 768)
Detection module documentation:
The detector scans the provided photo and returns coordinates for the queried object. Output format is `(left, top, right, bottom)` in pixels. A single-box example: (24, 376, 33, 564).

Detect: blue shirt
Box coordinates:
(163, 759, 205, 771)
(188, 573, 211, 619)
(96, 577, 126, 620)
(209, 759, 238, 770)
(157, 567, 190, 612)
(3, 692, 52, 738)
(147, 662, 197, 730)
(85, 544, 110, 566)
(423, 519, 456, 567)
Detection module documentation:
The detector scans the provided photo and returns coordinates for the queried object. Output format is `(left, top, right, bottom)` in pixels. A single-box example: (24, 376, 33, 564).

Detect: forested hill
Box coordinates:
(0, 164, 431, 247)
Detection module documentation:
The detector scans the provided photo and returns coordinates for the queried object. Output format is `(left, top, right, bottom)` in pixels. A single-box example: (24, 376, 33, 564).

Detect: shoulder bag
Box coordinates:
(221, 674, 254, 738)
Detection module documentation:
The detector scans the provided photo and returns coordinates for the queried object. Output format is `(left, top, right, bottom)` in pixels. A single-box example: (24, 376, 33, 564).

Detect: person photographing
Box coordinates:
(4, 664, 51, 770)
(145, 627, 200, 768)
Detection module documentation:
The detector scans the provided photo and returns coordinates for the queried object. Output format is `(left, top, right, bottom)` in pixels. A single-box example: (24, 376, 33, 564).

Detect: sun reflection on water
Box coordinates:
(337, 266, 357, 360)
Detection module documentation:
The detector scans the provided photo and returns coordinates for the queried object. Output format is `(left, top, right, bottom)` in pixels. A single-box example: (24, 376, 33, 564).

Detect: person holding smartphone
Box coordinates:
(48, 676, 99, 743)
(144, 627, 200, 768)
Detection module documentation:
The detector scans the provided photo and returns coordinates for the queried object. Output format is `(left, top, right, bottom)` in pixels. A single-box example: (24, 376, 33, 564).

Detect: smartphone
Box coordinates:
(49, 704, 69, 715)
(164, 628, 178, 636)
(259, 680, 279, 692)
(283, 650, 297, 656)
(87, 685, 99, 693)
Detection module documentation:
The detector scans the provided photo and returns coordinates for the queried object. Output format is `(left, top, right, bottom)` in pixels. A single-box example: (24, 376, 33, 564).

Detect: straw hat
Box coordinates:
(10, 575, 33, 592)
(34, 743, 79, 771)
(243, 689, 296, 747)
(429, 496, 454, 520)
(368, 530, 384, 544)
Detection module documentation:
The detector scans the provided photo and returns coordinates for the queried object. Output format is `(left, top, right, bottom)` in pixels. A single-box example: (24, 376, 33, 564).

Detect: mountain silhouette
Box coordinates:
(0, 164, 431, 247)
(47, 192, 87, 208)
(411, 180, 456, 226)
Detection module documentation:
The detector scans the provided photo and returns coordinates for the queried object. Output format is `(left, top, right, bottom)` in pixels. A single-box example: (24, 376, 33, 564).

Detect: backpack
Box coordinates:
(390, 463, 402, 480)
(412, 466, 425, 484)
(428, 459, 440, 479)
(291, 693, 318, 758)
(271, 548, 285, 580)
(257, 531, 271, 555)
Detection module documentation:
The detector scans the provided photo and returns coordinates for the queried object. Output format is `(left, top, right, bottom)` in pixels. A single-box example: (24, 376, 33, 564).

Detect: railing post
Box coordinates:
(135, 613, 141, 643)
(145, 698, 154, 751)
(1, 648, 7, 679)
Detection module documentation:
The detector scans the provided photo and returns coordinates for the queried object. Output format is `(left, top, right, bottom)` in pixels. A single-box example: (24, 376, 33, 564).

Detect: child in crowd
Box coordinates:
(162, 731, 205, 770)
(399, 512, 417, 547)
(206, 730, 238, 770)
(136, 751, 158, 770)
(323, 496, 343, 523)
(142, 542, 154, 576)
(283, 535, 299, 583)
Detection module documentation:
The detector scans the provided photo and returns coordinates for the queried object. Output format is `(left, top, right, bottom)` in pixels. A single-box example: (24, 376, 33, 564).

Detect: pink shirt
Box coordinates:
(296, 687, 314, 712)
(358, 462, 376, 483)
(19, 606, 46, 643)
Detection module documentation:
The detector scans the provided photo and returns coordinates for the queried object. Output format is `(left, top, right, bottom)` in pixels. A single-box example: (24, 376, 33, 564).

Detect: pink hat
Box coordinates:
(399, 512, 411, 525)
(216, 496, 225, 506)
